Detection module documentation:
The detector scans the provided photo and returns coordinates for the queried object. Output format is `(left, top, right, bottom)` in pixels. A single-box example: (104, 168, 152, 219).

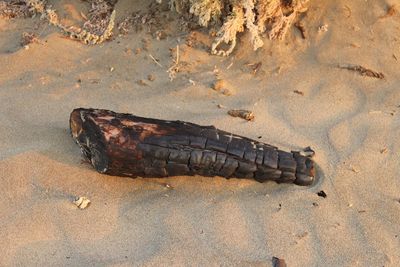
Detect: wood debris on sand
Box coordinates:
(337, 64, 385, 79)
(70, 108, 316, 186)
(228, 109, 255, 121)
(272, 256, 287, 267)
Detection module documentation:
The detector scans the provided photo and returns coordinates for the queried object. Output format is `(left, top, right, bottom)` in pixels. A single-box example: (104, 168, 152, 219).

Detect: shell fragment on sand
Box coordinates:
(73, 196, 91, 209)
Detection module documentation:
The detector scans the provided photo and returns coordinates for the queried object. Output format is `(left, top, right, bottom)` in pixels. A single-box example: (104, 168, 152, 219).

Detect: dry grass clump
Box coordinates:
(46, 0, 116, 45)
(0, 0, 116, 45)
(117, 7, 161, 35)
(63, 8, 116, 45)
(1, 0, 309, 53)
(21, 31, 41, 46)
(0, 0, 30, 18)
(164, 0, 309, 56)
(0, 0, 45, 18)
(80, 0, 116, 39)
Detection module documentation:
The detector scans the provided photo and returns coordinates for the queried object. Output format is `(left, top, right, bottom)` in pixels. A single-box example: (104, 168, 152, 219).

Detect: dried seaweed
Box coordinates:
(0, 1, 30, 18)
(117, 4, 164, 36)
(0, 0, 45, 18)
(55, 0, 116, 45)
(162, 0, 310, 56)
(189, 0, 223, 27)
(83, 0, 115, 35)
(338, 64, 385, 79)
(4, 0, 310, 51)
(117, 12, 145, 34)
(62, 9, 116, 45)
(1, 0, 116, 45)
(21, 31, 41, 46)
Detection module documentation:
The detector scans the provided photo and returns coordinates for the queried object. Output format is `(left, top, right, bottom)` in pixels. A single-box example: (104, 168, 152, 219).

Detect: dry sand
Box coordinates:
(1, 0, 400, 266)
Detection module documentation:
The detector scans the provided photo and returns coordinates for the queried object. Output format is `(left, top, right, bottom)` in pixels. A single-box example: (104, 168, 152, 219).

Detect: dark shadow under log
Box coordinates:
(70, 108, 316, 186)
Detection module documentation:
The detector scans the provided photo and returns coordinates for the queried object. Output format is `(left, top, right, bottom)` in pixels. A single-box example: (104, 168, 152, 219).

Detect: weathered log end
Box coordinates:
(70, 108, 109, 173)
(70, 108, 316, 186)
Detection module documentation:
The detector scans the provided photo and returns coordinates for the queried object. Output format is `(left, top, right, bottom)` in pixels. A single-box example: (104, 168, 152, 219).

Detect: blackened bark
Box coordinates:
(70, 108, 315, 186)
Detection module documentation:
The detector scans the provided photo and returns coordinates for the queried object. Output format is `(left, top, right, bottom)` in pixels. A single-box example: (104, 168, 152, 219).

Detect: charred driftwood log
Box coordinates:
(70, 108, 315, 186)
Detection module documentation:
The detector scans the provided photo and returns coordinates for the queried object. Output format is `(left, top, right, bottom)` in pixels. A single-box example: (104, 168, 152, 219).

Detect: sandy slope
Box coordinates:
(1, 0, 400, 266)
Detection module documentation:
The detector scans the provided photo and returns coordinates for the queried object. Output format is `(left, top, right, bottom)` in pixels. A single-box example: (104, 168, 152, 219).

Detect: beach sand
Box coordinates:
(1, 0, 400, 266)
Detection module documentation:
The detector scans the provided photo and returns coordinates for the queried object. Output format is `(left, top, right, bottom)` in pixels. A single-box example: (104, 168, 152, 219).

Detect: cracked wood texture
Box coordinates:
(70, 108, 315, 186)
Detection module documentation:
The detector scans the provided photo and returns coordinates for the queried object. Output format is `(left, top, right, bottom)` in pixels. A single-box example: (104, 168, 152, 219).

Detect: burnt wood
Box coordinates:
(70, 108, 315, 186)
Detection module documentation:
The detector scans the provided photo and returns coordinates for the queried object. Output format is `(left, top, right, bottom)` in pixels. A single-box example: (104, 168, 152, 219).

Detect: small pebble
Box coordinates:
(217, 104, 225, 109)
(137, 80, 148, 86)
(272, 256, 287, 267)
(350, 165, 360, 173)
(124, 48, 132, 55)
(212, 79, 233, 96)
(317, 191, 327, 198)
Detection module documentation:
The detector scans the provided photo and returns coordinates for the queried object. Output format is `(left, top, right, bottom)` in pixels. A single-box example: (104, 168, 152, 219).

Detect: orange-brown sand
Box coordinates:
(1, 0, 400, 266)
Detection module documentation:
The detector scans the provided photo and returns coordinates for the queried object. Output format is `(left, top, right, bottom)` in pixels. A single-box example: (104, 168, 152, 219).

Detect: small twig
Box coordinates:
(176, 44, 179, 65)
(337, 64, 385, 79)
(294, 21, 306, 39)
(80, 11, 88, 21)
(380, 147, 388, 154)
(167, 44, 180, 81)
(379, 5, 396, 19)
(343, 5, 352, 18)
(21, 32, 43, 46)
(252, 62, 262, 75)
(350, 43, 361, 48)
(149, 54, 163, 67)
(293, 90, 304, 96)
(246, 62, 262, 75)
(369, 110, 382, 114)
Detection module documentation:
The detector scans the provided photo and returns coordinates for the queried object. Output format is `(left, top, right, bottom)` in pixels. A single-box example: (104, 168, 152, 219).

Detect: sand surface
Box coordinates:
(1, 0, 400, 266)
